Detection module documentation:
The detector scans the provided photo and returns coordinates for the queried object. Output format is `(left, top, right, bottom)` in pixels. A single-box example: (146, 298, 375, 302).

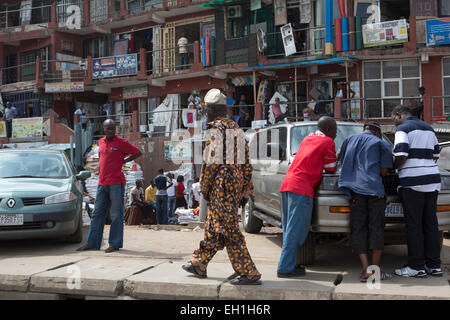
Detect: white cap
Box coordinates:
(204, 88, 226, 106)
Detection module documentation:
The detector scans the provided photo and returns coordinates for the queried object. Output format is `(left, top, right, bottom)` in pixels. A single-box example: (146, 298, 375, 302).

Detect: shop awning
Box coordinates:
(245, 57, 358, 70)
(200, 0, 242, 8)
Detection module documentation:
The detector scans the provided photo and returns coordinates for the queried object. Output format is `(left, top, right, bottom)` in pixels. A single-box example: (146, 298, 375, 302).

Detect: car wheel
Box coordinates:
(296, 232, 316, 266)
(241, 198, 263, 234)
(66, 210, 83, 243)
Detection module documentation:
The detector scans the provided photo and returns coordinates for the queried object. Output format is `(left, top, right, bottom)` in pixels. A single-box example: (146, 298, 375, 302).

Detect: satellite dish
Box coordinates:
(257, 29, 267, 54)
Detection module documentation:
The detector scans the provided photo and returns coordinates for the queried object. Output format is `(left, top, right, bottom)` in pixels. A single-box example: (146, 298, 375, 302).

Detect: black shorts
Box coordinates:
(176, 196, 187, 209)
(349, 193, 386, 254)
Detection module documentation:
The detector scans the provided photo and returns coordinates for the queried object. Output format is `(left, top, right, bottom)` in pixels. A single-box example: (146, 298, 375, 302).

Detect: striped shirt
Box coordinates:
(394, 116, 441, 192)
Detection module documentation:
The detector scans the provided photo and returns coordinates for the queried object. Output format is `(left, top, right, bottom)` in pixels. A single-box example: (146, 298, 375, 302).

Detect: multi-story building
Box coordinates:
(1, 0, 450, 177)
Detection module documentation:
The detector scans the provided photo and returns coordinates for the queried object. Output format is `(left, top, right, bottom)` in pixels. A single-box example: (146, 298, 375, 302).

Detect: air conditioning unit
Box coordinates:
(227, 5, 242, 19)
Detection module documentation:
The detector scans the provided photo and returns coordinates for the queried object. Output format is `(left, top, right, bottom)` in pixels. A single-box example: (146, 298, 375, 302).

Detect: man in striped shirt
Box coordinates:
(392, 105, 443, 278)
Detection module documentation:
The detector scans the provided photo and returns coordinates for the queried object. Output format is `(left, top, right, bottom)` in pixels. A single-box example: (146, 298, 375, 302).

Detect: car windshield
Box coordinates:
(290, 124, 383, 155)
(0, 152, 70, 179)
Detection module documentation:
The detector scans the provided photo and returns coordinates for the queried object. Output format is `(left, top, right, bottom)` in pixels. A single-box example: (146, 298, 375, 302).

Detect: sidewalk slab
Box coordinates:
(30, 257, 162, 297)
(333, 271, 450, 300)
(0, 256, 87, 292)
(124, 261, 235, 300)
(219, 264, 339, 300)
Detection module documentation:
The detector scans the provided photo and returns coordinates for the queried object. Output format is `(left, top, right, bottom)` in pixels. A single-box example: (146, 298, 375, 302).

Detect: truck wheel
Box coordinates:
(296, 232, 316, 266)
(66, 211, 83, 244)
(242, 198, 263, 234)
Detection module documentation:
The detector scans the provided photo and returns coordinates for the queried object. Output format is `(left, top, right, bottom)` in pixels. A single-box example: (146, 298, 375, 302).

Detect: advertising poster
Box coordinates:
(164, 140, 192, 161)
(0, 121, 6, 138)
(92, 53, 138, 79)
(12, 117, 43, 139)
(363, 19, 408, 48)
(123, 84, 148, 99)
(426, 18, 450, 47)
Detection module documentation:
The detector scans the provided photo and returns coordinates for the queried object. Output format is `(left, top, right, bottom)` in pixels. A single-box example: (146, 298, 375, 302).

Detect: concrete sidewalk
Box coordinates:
(0, 226, 448, 300)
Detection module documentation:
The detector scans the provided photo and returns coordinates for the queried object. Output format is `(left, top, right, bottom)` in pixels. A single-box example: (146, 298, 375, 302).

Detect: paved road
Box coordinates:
(0, 225, 448, 300)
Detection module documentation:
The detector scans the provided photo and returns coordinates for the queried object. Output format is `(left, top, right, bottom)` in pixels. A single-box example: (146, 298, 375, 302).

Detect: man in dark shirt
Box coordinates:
(154, 168, 172, 225)
(238, 95, 250, 128)
(338, 122, 393, 282)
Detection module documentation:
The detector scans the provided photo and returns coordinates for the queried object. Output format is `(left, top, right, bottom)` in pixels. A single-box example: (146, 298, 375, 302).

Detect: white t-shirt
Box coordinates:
(192, 182, 201, 201)
(74, 108, 87, 124)
(167, 179, 176, 197)
(178, 37, 188, 53)
(129, 186, 144, 205)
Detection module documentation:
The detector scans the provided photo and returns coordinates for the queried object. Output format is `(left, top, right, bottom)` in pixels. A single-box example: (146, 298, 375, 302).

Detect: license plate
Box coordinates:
(385, 203, 404, 217)
(0, 214, 24, 226)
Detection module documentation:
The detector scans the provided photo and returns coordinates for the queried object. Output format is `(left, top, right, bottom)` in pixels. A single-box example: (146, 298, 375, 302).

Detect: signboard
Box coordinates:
(20, 0, 32, 26)
(362, 19, 408, 48)
(0, 121, 6, 138)
(123, 84, 148, 99)
(45, 82, 84, 93)
(164, 140, 192, 161)
(12, 117, 43, 139)
(92, 54, 138, 79)
(426, 19, 450, 47)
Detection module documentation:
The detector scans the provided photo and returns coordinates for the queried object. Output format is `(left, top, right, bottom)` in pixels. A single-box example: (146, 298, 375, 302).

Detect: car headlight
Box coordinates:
(441, 175, 450, 190)
(44, 192, 77, 204)
(320, 175, 340, 191)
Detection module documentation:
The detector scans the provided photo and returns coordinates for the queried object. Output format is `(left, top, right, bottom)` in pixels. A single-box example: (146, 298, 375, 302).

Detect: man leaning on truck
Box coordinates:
(277, 116, 337, 278)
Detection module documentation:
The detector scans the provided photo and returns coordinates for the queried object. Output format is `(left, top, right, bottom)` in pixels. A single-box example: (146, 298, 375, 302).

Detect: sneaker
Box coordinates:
(424, 265, 443, 277)
(394, 266, 427, 278)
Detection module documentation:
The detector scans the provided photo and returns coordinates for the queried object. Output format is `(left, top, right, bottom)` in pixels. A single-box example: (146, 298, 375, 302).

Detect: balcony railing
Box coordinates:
(40, 59, 88, 82)
(0, 4, 52, 29)
(146, 43, 196, 75)
(0, 62, 38, 86)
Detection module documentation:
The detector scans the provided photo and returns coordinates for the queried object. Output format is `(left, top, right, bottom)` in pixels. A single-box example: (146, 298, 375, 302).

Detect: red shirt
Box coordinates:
(98, 135, 140, 186)
(176, 182, 185, 198)
(280, 131, 337, 198)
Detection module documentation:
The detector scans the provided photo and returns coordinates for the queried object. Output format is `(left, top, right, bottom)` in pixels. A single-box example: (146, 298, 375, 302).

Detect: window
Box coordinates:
(83, 37, 107, 58)
(20, 47, 49, 80)
(90, 0, 108, 23)
(441, 1, 450, 17)
(363, 59, 420, 118)
(443, 58, 450, 114)
(57, 0, 83, 25)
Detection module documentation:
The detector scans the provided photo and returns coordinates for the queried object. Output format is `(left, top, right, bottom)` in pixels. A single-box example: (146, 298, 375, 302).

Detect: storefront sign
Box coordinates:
(45, 82, 84, 93)
(92, 54, 138, 79)
(123, 84, 148, 99)
(164, 140, 192, 161)
(0, 121, 6, 138)
(362, 19, 408, 48)
(426, 19, 450, 47)
(12, 117, 43, 139)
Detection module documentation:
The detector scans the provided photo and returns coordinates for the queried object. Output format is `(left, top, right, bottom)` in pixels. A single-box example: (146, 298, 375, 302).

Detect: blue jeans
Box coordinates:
(85, 184, 125, 249)
(149, 202, 156, 211)
(168, 196, 176, 219)
(277, 191, 314, 273)
(156, 195, 168, 225)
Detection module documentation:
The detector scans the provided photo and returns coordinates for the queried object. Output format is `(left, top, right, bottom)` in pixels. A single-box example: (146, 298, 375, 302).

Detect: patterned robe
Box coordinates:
(190, 117, 261, 280)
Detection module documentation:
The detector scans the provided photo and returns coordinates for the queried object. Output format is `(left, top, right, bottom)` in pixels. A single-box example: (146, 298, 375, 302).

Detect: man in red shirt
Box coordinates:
(277, 117, 337, 277)
(77, 119, 142, 253)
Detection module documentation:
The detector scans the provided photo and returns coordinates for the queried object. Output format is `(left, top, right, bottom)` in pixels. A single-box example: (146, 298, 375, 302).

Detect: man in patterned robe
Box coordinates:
(182, 89, 261, 285)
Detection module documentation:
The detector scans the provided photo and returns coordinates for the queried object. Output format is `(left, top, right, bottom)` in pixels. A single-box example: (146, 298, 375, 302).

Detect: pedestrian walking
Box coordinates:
(392, 105, 443, 278)
(154, 168, 172, 225)
(175, 175, 188, 210)
(277, 116, 337, 277)
(338, 122, 393, 282)
(74, 105, 87, 129)
(77, 119, 142, 253)
(182, 88, 261, 285)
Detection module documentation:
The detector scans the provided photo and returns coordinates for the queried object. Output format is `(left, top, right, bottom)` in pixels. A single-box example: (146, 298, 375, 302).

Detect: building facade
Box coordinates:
(2, 0, 450, 176)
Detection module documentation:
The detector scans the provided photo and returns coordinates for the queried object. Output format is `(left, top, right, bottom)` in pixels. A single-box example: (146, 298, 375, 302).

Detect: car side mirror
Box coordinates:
(76, 171, 91, 180)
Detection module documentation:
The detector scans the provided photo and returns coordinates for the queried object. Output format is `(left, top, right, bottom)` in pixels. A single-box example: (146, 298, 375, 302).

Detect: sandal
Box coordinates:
(230, 276, 262, 286)
(181, 262, 207, 278)
(360, 271, 393, 282)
